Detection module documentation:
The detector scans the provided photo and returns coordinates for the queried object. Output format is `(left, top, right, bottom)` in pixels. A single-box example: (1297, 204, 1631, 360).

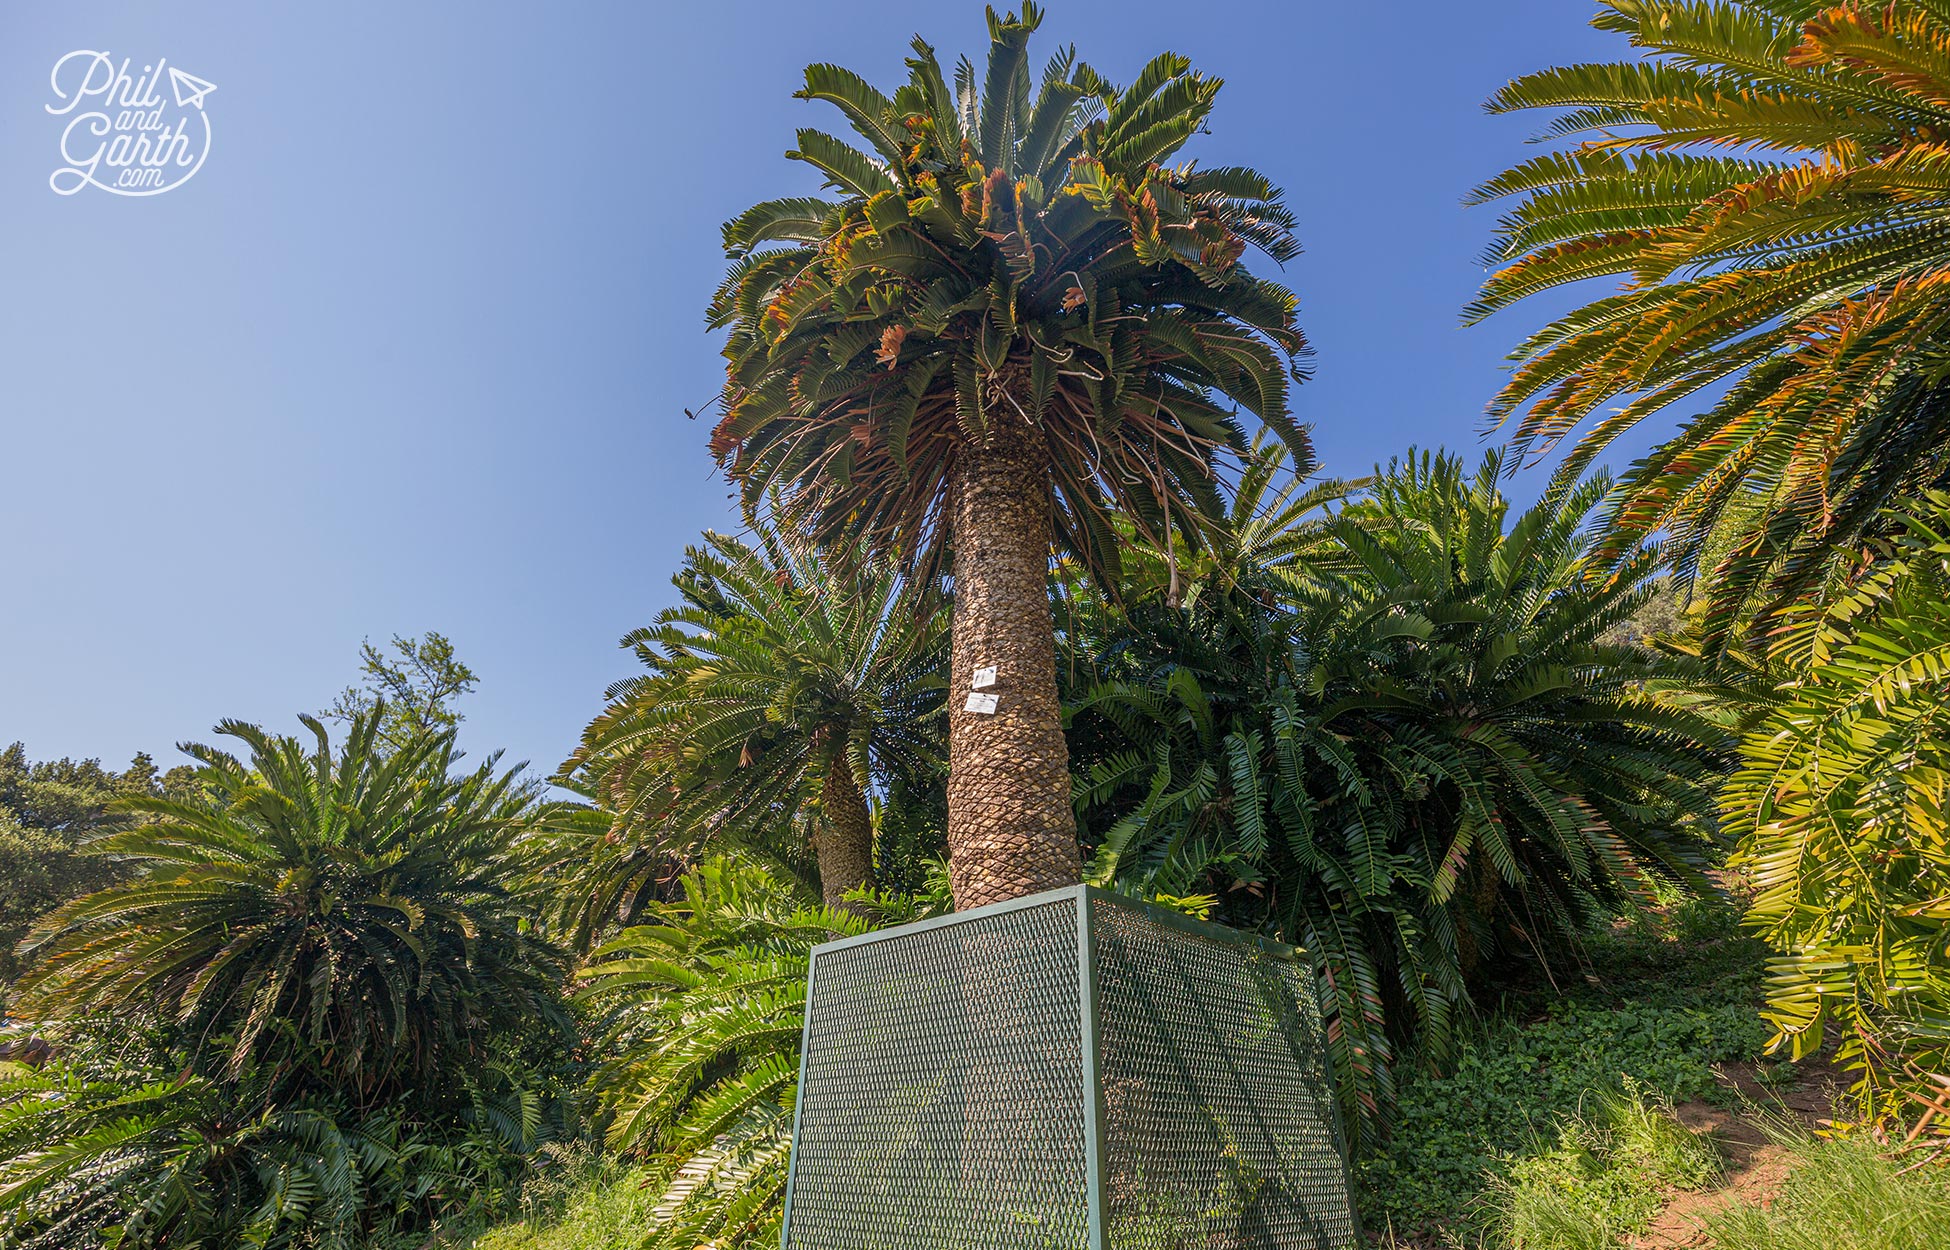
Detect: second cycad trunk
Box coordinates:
(817, 753, 874, 913)
(945, 419, 1082, 909)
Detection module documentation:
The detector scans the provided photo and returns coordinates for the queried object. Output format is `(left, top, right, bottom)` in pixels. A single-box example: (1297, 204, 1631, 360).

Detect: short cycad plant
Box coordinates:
(709, 3, 1310, 907)
(566, 526, 945, 916)
(14, 710, 565, 1098)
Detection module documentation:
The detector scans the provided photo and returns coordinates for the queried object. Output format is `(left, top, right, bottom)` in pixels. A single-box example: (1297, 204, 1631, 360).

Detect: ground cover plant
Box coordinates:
(1356, 900, 1771, 1240)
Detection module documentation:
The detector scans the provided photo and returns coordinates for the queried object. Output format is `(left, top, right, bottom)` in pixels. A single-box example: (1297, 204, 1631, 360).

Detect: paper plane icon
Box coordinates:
(168, 67, 217, 110)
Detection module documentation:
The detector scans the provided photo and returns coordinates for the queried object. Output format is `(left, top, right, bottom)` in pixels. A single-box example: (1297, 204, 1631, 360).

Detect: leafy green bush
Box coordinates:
(0, 743, 198, 989)
(1356, 928, 1767, 1238)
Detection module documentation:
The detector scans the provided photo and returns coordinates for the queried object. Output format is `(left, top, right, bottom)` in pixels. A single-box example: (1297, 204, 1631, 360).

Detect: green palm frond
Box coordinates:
(1724, 489, 1950, 1113)
(1473, 1, 1950, 645)
(576, 859, 876, 1250)
(1064, 443, 1732, 1144)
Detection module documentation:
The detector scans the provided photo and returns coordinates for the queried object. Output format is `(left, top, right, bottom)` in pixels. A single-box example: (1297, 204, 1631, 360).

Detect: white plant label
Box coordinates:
(964, 691, 999, 715)
(970, 665, 997, 690)
(46, 52, 216, 196)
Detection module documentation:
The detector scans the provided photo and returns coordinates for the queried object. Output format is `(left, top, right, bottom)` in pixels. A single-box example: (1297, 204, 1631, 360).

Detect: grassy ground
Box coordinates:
(459, 1153, 667, 1250)
(1356, 899, 1772, 1240)
(1696, 1130, 1950, 1250)
(1359, 895, 1950, 1247)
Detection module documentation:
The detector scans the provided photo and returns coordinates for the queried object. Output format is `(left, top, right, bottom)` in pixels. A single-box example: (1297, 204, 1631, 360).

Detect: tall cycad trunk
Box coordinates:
(816, 750, 874, 912)
(946, 419, 1082, 909)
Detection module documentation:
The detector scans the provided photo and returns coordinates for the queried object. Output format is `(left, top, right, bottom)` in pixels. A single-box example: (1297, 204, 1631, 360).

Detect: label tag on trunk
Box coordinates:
(970, 665, 997, 689)
(964, 691, 999, 714)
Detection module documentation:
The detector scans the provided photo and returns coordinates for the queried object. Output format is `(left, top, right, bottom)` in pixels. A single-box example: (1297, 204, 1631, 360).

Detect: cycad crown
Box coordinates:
(710, 1, 1310, 579)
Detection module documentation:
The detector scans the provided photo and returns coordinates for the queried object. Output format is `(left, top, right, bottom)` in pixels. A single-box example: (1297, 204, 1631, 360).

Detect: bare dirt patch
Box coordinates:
(1626, 1058, 1850, 1249)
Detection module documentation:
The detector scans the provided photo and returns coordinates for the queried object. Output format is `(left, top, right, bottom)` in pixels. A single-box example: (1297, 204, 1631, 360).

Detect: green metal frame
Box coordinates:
(781, 885, 1358, 1250)
(1079, 888, 1107, 1250)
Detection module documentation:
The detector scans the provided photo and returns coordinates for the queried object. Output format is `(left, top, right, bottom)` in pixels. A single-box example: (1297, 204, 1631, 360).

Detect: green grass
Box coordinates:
(1475, 1082, 1950, 1250)
(1703, 1131, 1950, 1250)
(1596, 1084, 1721, 1192)
(460, 1150, 668, 1250)
(1486, 1087, 1722, 1250)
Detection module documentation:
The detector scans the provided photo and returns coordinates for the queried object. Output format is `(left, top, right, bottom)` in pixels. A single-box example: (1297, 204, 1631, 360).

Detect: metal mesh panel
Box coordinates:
(782, 887, 1355, 1250)
(1091, 895, 1356, 1250)
(785, 897, 1090, 1250)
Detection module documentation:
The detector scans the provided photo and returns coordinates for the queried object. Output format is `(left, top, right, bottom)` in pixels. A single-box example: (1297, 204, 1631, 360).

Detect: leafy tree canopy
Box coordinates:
(0, 743, 198, 986)
(322, 631, 478, 755)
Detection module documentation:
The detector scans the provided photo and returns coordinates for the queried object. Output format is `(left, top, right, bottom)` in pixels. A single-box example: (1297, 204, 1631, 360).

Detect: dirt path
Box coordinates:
(1627, 1059, 1849, 1250)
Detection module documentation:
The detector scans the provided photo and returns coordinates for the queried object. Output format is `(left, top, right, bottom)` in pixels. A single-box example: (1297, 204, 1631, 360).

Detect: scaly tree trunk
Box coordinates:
(816, 750, 874, 912)
(945, 419, 1082, 909)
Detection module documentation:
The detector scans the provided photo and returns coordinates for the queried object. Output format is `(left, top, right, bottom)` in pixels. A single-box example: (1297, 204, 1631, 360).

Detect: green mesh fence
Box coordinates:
(781, 886, 1357, 1250)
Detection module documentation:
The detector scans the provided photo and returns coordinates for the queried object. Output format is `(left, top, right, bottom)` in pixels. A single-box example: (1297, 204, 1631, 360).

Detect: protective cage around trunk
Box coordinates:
(780, 885, 1358, 1250)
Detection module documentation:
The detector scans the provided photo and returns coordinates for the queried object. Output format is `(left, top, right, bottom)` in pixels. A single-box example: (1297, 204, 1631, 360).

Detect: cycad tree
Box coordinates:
(1, 711, 574, 1248)
(1321, 450, 1729, 957)
(566, 527, 945, 914)
(1470, 1, 1950, 640)
(12, 711, 565, 1098)
(1069, 447, 1729, 1134)
(577, 859, 888, 1250)
(708, 3, 1309, 906)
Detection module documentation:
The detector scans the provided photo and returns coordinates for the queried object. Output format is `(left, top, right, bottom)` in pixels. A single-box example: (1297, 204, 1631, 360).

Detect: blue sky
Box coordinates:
(0, 2, 1641, 778)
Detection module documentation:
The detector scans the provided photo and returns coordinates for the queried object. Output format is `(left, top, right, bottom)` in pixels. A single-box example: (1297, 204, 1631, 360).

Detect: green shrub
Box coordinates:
(0, 1030, 570, 1250)
(1357, 931, 1766, 1238)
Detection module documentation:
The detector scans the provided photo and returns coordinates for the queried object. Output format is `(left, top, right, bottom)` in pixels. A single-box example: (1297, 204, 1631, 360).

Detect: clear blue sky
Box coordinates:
(0, 2, 1641, 778)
